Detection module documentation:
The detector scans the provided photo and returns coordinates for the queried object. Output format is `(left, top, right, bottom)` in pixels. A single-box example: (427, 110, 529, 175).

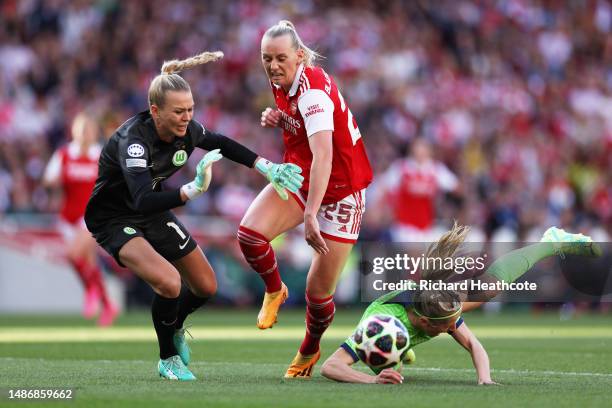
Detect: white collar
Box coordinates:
(288, 63, 305, 97)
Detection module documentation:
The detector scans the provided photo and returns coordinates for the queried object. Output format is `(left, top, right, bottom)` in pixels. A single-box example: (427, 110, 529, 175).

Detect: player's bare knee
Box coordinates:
(192, 279, 217, 297)
(238, 218, 258, 235)
(305, 285, 335, 300)
(154, 276, 181, 298)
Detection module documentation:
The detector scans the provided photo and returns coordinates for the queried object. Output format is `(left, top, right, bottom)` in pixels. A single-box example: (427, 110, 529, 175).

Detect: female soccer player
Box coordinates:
(84, 51, 303, 381)
(43, 112, 118, 326)
(320, 224, 601, 384)
(237, 20, 373, 378)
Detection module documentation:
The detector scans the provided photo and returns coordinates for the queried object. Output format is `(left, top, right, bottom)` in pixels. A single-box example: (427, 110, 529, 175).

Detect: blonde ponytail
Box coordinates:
(412, 221, 470, 320)
(148, 50, 224, 109)
(161, 51, 224, 75)
(421, 221, 471, 282)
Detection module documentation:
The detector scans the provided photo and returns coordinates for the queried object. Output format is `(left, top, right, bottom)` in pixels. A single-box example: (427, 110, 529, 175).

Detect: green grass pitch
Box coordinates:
(1, 309, 610, 408)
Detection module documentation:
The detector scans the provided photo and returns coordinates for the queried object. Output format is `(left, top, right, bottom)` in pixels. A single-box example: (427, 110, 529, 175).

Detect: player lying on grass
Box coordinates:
(321, 224, 602, 384)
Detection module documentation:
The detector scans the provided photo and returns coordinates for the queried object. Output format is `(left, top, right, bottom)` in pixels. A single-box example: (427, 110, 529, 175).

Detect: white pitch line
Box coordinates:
(1, 326, 612, 343)
(408, 366, 612, 378)
(1, 357, 610, 378)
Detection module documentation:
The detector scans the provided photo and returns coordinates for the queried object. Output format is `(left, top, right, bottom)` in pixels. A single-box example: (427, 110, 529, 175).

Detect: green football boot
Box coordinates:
(158, 355, 196, 381)
(173, 327, 192, 366)
(540, 227, 602, 259)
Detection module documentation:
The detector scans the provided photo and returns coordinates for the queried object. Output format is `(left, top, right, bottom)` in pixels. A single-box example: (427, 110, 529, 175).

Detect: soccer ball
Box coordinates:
(353, 314, 410, 371)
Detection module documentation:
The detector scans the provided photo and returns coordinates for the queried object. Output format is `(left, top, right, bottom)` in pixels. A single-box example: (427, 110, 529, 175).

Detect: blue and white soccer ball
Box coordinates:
(353, 314, 410, 371)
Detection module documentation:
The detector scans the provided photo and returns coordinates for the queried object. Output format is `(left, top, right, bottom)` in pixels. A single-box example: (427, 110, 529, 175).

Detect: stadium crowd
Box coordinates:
(0, 0, 610, 305)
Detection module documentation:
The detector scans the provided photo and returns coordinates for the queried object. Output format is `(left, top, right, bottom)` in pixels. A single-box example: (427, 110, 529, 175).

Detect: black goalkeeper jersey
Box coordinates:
(85, 110, 257, 228)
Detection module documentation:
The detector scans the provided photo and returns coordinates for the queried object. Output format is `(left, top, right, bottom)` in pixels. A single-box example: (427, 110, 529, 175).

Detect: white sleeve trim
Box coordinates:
(43, 151, 62, 184)
(298, 89, 335, 137)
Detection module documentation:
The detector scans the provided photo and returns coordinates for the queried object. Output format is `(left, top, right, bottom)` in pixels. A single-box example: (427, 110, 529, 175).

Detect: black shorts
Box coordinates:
(88, 211, 197, 267)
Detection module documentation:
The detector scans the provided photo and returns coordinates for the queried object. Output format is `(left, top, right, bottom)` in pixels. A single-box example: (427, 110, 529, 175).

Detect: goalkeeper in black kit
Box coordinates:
(85, 51, 303, 381)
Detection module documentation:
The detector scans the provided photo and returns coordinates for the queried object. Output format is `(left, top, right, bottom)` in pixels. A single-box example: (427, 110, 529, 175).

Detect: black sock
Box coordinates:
(176, 286, 210, 329)
(152, 293, 179, 360)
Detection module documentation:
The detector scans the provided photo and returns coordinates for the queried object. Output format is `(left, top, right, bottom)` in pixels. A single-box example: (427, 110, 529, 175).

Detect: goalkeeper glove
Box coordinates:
(181, 149, 223, 200)
(255, 159, 304, 200)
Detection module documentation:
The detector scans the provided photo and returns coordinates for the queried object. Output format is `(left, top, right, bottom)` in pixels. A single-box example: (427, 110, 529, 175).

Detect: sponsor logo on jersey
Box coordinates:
(126, 158, 147, 168)
(304, 104, 324, 118)
(279, 110, 301, 135)
(127, 144, 145, 157)
(123, 227, 137, 235)
(172, 150, 187, 166)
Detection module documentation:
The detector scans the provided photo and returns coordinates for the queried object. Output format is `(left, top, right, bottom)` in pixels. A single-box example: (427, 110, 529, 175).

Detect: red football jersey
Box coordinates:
(383, 158, 458, 230)
(45, 142, 100, 224)
(271, 65, 372, 204)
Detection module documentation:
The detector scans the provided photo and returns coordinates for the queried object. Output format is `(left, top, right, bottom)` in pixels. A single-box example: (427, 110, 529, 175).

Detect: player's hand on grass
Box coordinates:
(304, 213, 329, 255)
(255, 159, 304, 200)
(181, 149, 223, 200)
(374, 368, 404, 384)
(261, 107, 281, 128)
(478, 379, 500, 385)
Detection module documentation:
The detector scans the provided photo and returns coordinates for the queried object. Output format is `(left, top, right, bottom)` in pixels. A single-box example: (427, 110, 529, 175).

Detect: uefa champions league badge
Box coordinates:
(127, 144, 145, 157)
(172, 150, 187, 166)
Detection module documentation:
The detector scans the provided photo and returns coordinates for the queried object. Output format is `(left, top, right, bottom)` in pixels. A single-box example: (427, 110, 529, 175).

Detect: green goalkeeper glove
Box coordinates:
(181, 149, 223, 200)
(255, 159, 304, 200)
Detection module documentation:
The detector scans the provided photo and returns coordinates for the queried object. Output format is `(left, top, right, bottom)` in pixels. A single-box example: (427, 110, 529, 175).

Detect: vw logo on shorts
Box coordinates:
(127, 144, 145, 157)
(172, 150, 188, 166)
(123, 227, 137, 235)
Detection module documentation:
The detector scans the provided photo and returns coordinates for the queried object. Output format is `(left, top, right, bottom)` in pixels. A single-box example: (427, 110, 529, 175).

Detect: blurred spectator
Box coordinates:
(0, 0, 610, 245)
(376, 138, 460, 242)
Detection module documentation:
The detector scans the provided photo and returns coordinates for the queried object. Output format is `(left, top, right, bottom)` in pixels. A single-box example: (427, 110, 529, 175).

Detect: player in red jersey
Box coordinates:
(380, 138, 459, 242)
(43, 113, 118, 326)
(237, 20, 373, 378)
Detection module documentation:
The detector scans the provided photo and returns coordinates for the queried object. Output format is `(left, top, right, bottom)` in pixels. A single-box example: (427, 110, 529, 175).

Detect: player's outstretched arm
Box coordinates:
(254, 158, 304, 200)
(195, 123, 303, 200)
(321, 348, 404, 384)
(451, 322, 499, 385)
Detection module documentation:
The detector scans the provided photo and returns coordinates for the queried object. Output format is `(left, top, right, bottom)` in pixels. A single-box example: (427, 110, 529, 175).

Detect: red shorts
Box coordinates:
(289, 189, 366, 244)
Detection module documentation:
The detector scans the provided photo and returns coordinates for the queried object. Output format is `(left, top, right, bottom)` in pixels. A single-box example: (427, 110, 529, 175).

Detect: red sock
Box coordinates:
(299, 293, 335, 355)
(69, 258, 95, 290)
(70, 257, 112, 307)
(237, 226, 282, 293)
(83, 263, 112, 308)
